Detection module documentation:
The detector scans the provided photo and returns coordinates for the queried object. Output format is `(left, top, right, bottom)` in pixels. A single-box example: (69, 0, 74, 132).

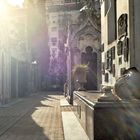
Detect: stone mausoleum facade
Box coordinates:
(101, 0, 140, 87)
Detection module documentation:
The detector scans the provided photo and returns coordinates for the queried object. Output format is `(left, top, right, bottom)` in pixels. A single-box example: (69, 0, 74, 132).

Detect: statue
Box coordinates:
(114, 67, 140, 100)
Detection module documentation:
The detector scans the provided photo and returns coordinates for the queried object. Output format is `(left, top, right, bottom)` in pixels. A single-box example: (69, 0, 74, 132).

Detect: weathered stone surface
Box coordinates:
(74, 91, 140, 140)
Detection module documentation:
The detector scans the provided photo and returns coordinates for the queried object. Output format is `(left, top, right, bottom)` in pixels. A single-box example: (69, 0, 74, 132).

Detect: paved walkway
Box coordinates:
(0, 92, 64, 140)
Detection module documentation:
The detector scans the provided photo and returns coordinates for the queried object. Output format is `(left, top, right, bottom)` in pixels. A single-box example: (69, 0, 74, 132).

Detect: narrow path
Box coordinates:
(0, 92, 64, 140)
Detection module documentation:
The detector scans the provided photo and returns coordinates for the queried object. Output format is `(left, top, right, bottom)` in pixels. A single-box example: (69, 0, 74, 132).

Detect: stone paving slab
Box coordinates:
(0, 92, 64, 140)
(0, 92, 89, 140)
(61, 98, 89, 140)
(0, 99, 22, 108)
(62, 111, 89, 140)
(60, 98, 70, 106)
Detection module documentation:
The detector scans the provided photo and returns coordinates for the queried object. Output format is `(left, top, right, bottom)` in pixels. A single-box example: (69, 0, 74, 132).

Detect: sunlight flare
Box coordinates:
(8, 0, 24, 8)
(0, 1, 7, 17)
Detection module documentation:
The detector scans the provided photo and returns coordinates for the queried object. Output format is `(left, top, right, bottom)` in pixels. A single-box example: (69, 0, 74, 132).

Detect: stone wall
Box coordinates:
(101, 0, 137, 87)
(0, 6, 31, 104)
(133, 1, 140, 71)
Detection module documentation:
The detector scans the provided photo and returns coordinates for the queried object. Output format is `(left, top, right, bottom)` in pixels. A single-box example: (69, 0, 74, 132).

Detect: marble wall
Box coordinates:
(100, 0, 139, 87)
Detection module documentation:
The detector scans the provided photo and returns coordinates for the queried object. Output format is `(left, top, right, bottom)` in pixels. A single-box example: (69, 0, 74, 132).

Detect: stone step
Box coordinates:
(61, 98, 89, 140)
(62, 111, 89, 140)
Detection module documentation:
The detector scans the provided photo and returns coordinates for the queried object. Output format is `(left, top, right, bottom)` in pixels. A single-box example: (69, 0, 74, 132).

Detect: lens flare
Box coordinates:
(8, 0, 24, 8)
(0, 1, 7, 17)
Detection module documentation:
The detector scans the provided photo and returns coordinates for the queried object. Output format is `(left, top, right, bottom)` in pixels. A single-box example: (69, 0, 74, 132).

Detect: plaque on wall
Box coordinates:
(117, 41, 123, 55)
(105, 50, 110, 72)
(105, 53, 109, 69)
(108, 59, 112, 73)
(112, 64, 115, 77)
(105, 58, 109, 70)
(105, 73, 109, 82)
(102, 62, 105, 75)
(118, 14, 127, 39)
(111, 46, 115, 59)
(105, 49, 113, 73)
(123, 37, 129, 62)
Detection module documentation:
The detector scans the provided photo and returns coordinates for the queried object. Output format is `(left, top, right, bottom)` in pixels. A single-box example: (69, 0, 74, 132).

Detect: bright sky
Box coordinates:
(0, 0, 24, 16)
(8, 0, 24, 7)
(0, 1, 7, 16)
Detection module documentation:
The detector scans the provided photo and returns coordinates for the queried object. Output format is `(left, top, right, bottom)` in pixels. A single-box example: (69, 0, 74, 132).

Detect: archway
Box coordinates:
(71, 22, 101, 90)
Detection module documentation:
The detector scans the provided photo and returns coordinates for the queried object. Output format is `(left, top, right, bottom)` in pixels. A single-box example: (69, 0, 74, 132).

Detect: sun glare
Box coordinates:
(8, 0, 24, 8)
(0, 1, 7, 17)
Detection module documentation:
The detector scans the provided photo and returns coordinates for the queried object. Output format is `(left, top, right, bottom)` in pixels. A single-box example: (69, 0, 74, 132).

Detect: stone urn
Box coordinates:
(73, 65, 88, 91)
(114, 67, 140, 100)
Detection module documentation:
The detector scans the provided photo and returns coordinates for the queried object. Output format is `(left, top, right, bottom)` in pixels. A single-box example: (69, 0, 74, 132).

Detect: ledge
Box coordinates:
(74, 90, 140, 108)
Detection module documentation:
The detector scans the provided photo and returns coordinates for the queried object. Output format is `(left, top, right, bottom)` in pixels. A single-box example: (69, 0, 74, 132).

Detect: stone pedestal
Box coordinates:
(73, 91, 140, 140)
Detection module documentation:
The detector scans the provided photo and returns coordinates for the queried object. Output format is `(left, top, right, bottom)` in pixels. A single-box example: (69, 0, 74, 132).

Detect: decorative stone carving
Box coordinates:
(114, 67, 140, 100)
(104, 47, 116, 75)
(118, 14, 127, 39)
(105, 49, 113, 73)
(117, 37, 129, 63)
